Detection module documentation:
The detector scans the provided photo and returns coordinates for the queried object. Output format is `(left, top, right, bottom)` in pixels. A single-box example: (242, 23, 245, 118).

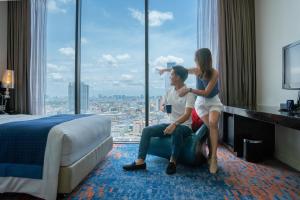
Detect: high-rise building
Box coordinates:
(133, 120, 144, 135)
(165, 62, 176, 92)
(155, 96, 162, 111)
(68, 82, 89, 112)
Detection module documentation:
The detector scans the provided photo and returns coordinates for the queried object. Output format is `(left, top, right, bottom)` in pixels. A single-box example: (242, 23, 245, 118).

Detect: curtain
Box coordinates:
(197, 0, 219, 68)
(218, 0, 256, 108)
(0, 1, 7, 80)
(30, 0, 47, 114)
(7, 0, 47, 114)
(7, 0, 31, 114)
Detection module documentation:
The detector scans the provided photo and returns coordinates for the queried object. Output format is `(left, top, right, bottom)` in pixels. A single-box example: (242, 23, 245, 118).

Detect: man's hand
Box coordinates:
(178, 87, 189, 97)
(164, 123, 176, 135)
(160, 104, 165, 112)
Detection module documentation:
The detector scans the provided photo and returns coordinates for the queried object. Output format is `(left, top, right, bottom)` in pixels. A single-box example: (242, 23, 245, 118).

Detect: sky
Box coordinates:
(46, 0, 198, 98)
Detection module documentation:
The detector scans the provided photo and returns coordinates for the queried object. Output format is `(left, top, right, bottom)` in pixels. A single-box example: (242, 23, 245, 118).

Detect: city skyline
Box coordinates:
(45, 92, 168, 141)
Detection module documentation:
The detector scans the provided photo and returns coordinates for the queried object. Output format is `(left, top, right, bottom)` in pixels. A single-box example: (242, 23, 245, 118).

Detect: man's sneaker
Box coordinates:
(166, 162, 176, 175)
(209, 157, 218, 174)
(123, 162, 146, 171)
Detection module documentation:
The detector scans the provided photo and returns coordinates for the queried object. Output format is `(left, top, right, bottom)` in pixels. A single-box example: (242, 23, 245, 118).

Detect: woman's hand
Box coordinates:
(178, 87, 189, 97)
(158, 68, 166, 75)
(156, 68, 170, 75)
(164, 123, 176, 135)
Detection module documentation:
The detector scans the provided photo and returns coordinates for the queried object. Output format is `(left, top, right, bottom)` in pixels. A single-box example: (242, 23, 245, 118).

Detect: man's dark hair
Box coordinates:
(172, 65, 188, 82)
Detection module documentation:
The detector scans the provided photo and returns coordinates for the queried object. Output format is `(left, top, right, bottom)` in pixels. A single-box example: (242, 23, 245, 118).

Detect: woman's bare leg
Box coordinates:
(208, 111, 220, 173)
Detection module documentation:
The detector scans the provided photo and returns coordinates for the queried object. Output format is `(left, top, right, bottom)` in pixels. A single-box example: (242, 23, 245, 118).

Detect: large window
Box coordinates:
(46, 0, 76, 115)
(80, 0, 145, 142)
(46, 0, 198, 141)
(149, 0, 197, 125)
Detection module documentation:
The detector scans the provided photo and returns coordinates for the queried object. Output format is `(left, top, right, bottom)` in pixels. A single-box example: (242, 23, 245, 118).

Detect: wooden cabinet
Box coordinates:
(221, 106, 300, 158)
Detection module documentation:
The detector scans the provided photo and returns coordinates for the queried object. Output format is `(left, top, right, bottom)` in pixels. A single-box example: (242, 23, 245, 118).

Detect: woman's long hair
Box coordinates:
(195, 48, 213, 80)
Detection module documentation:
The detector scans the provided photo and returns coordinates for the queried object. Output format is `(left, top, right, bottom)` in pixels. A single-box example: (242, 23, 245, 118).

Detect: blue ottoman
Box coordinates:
(147, 125, 208, 166)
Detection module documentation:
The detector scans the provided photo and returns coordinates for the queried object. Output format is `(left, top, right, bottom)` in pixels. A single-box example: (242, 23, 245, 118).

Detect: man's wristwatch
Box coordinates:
(189, 88, 192, 93)
(173, 121, 180, 126)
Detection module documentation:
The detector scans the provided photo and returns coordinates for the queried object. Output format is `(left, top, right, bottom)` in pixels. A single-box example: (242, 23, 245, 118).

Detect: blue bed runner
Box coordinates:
(0, 114, 91, 179)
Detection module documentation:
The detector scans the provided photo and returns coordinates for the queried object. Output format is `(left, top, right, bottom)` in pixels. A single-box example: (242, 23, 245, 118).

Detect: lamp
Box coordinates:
(2, 69, 14, 99)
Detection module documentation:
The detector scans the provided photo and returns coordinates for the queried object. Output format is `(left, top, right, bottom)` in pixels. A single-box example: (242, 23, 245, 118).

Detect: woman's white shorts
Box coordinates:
(195, 95, 223, 118)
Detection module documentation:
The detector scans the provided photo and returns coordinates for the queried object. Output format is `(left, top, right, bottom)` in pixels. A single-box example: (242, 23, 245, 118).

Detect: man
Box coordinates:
(123, 65, 195, 175)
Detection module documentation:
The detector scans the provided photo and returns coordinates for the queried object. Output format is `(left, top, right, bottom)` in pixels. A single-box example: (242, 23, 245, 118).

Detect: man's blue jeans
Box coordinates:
(138, 123, 193, 161)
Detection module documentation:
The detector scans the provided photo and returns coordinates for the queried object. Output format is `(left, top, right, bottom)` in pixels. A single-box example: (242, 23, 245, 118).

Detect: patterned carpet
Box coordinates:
(1, 144, 299, 200)
(64, 144, 300, 200)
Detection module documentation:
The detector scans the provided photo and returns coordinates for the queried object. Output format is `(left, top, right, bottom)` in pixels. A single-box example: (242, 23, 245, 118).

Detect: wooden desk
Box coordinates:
(221, 106, 300, 157)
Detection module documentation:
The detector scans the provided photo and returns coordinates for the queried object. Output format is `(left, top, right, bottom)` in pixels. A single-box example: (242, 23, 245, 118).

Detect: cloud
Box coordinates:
(98, 53, 131, 67)
(149, 10, 174, 26)
(49, 72, 65, 81)
(58, 0, 74, 4)
(121, 74, 134, 81)
(47, 63, 69, 73)
(47, 63, 60, 71)
(47, 0, 67, 13)
(119, 74, 144, 87)
(116, 54, 130, 60)
(101, 54, 118, 67)
(291, 67, 300, 74)
(130, 69, 138, 73)
(59, 47, 75, 57)
(129, 8, 144, 24)
(129, 8, 173, 27)
(81, 37, 88, 45)
(113, 81, 120, 86)
(152, 55, 184, 67)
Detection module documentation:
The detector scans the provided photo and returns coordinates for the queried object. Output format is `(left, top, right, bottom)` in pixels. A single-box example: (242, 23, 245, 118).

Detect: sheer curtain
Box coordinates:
(197, 0, 219, 68)
(29, 0, 47, 114)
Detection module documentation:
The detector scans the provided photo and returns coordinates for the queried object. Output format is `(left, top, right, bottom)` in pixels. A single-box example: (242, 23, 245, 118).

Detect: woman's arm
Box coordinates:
(177, 69, 218, 97)
(158, 67, 201, 75)
(157, 68, 172, 75)
(187, 67, 200, 75)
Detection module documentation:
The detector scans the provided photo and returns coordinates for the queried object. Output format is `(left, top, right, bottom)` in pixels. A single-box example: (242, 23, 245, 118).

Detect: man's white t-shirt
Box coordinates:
(164, 86, 196, 127)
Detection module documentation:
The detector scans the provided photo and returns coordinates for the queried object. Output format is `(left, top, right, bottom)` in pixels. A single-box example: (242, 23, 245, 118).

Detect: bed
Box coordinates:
(0, 114, 113, 200)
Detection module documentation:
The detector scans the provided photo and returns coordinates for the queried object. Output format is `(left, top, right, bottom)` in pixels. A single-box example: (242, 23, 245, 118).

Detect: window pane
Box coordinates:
(46, 0, 76, 114)
(81, 0, 145, 142)
(149, 0, 197, 125)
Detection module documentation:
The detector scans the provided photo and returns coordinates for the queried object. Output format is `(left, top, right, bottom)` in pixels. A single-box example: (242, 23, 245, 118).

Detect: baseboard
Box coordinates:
(275, 152, 300, 171)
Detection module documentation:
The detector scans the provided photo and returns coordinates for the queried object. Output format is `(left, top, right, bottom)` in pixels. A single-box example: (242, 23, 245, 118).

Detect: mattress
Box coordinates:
(0, 114, 111, 166)
(0, 114, 112, 200)
(59, 115, 111, 166)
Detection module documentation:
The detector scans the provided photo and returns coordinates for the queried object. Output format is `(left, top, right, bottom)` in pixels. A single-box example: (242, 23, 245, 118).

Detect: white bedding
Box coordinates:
(0, 114, 112, 200)
(60, 115, 111, 166)
(0, 114, 111, 166)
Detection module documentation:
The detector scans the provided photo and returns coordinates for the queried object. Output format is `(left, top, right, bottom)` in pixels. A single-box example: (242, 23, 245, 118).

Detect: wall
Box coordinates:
(0, 1, 7, 80)
(255, 0, 300, 170)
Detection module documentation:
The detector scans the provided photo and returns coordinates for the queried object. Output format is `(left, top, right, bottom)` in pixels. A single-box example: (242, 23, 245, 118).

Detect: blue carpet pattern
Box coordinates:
(64, 144, 300, 200)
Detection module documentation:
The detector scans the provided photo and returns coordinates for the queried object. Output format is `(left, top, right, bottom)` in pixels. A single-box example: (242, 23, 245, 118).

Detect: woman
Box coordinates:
(159, 48, 223, 174)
